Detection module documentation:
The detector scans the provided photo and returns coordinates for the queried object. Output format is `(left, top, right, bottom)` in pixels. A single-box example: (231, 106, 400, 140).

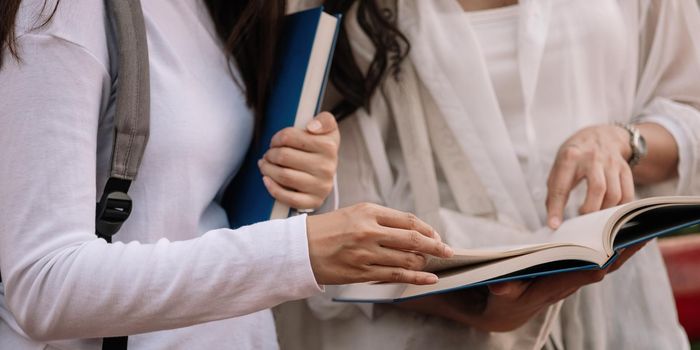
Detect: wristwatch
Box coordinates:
(615, 122, 648, 167)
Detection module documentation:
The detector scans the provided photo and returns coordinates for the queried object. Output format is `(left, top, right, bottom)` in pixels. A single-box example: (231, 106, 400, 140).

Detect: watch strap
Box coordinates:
(615, 122, 646, 167)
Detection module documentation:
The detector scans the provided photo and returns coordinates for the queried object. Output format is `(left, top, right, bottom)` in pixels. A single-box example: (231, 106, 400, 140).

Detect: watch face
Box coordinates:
(638, 133, 648, 157)
(628, 125, 647, 167)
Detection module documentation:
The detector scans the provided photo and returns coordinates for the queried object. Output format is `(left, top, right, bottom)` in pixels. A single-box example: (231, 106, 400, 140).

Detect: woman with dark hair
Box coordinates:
(0, 0, 455, 348)
(277, 0, 699, 349)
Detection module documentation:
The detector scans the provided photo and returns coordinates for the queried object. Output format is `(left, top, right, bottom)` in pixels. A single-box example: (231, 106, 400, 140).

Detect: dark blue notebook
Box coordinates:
(225, 7, 341, 229)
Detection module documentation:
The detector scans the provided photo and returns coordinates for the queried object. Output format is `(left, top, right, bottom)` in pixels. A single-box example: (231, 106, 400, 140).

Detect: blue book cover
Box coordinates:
(225, 7, 341, 229)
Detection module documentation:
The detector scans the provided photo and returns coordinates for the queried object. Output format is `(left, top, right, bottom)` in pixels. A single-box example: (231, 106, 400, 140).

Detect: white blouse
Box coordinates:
(467, 5, 530, 171)
(0, 0, 321, 349)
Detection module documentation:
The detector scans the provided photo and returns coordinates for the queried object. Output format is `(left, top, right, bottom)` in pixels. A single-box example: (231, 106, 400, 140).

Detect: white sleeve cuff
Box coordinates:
(287, 214, 325, 294)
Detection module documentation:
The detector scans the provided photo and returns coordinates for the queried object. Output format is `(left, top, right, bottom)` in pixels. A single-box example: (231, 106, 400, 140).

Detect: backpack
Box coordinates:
(0, 1, 148, 349)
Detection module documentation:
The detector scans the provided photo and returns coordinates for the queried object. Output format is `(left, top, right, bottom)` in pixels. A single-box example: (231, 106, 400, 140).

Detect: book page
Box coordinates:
(424, 242, 565, 272)
(423, 197, 700, 274)
(546, 206, 618, 254)
(542, 196, 700, 254)
(337, 244, 605, 303)
(612, 204, 700, 250)
(422, 217, 616, 273)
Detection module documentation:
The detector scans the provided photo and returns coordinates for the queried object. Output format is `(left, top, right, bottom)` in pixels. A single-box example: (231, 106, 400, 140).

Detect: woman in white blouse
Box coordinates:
(0, 0, 455, 349)
(277, 0, 699, 349)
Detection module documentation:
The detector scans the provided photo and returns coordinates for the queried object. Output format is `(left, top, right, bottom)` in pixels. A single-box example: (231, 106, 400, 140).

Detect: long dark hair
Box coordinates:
(325, 0, 410, 119)
(0, 0, 407, 122)
(0, 1, 21, 67)
(0, 0, 59, 68)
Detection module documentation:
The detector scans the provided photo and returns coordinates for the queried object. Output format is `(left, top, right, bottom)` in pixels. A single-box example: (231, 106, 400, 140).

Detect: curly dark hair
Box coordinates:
(324, 0, 410, 119)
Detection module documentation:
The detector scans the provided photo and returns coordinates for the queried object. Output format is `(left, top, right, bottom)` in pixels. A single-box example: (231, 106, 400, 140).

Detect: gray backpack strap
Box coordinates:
(106, 0, 150, 181)
(96, 0, 150, 242)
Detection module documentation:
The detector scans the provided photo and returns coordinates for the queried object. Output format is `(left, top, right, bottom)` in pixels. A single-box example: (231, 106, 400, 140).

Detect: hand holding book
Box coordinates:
(306, 203, 454, 285)
(394, 241, 647, 332)
(259, 112, 339, 210)
(224, 7, 341, 228)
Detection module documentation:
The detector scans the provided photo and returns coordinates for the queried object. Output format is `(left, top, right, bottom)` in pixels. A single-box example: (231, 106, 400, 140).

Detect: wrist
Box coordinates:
(305, 214, 325, 285)
(611, 124, 633, 160)
(612, 122, 647, 166)
(626, 121, 679, 184)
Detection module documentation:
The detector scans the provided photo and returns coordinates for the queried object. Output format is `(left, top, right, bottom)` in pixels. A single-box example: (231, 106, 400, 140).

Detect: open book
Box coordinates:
(335, 196, 700, 303)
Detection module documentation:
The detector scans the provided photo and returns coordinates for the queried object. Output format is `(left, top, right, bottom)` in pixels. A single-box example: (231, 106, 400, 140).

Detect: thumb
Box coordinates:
(306, 112, 338, 135)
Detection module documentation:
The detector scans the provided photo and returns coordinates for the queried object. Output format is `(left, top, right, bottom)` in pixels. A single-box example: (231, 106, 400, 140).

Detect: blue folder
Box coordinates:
(225, 7, 341, 229)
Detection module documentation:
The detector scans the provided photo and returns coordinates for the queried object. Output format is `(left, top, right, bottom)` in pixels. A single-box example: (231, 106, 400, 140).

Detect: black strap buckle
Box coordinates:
(96, 177, 133, 242)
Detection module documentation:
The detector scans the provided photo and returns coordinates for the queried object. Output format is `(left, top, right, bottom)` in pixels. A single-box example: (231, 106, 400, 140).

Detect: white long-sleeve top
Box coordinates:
(0, 1, 321, 349)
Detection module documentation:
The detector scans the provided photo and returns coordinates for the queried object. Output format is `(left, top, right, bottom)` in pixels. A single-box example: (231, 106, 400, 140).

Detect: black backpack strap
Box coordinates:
(102, 336, 129, 350)
(99, 0, 150, 349)
(97, 0, 150, 242)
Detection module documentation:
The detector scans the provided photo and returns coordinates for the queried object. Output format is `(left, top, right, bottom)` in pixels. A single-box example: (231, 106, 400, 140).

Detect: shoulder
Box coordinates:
(16, 0, 109, 69)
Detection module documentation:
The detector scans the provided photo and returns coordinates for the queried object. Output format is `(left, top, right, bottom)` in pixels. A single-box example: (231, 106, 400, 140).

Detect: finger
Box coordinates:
(258, 159, 326, 195)
(262, 176, 324, 209)
(546, 151, 579, 229)
(375, 208, 440, 241)
(305, 112, 339, 136)
(523, 269, 606, 306)
(608, 242, 647, 272)
(366, 266, 439, 285)
(263, 147, 335, 179)
(370, 248, 427, 271)
(619, 164, 635, 204)
(488, 280, 531, 299)
(601, 166, 622, 209)
(376, 227, 453, 258)
(554, 285, 583, 301)
(608, 248, 627, 272)
(579, 165, 607, 214)
(270, 127, 338, 156)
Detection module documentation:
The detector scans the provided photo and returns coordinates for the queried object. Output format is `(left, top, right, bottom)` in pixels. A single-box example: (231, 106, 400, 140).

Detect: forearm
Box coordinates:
(632, 122, 679, 185)
(1, 217, 320, 341)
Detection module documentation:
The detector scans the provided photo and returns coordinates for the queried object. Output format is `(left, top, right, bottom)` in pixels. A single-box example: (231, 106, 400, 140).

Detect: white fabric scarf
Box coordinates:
(398, 0, 548, 230)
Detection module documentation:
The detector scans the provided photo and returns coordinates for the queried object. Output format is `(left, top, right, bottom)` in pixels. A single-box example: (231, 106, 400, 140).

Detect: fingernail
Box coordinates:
(489, 283, 510, 295)
(548, 216, 561, 229)
(425, 274, 438, 284)
(258, 159, 263, 168)
(443, 244, 454, 257)
(262, 176, 271, 187)
(307, 119, 322, 132)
